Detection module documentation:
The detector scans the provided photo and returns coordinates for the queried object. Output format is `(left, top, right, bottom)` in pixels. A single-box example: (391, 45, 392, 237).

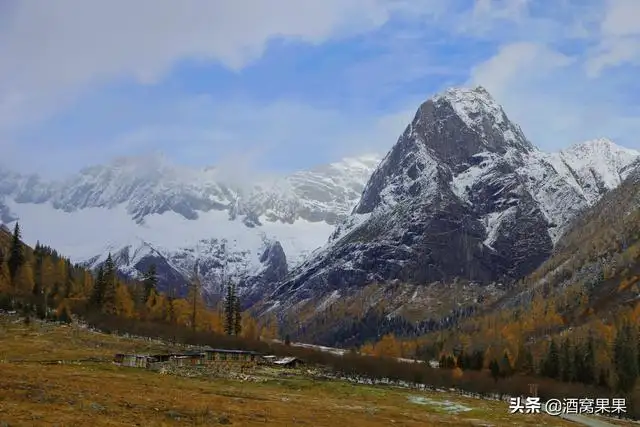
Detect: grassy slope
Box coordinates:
(0, 315, 580, 427)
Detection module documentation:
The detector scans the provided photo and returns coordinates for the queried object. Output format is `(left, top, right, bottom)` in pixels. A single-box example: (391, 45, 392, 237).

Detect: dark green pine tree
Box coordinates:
(515, 344, 534, 375)
(472, 350, 484, 371)
(142, 264, 158, 303)
(499, 351, 512, 378)
(613, 323, 639, 393)
(456, 349, 466, 369)
(543, 340, 560, 379)
(224, 284, 235, 336)
(233, 291, 242, 336)
(8, 222, 25, 280)
(101, 254, 117, 313)
(32, 243, 44, 298)
(489, 359, 500, 382)
(90, 265, 106, 308)
(575, 335, 596, 384)
(560, 338, 575, 382)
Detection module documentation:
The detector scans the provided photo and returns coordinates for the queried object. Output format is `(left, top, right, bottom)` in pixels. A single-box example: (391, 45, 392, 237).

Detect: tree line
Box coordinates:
(0, 222, 278, 341)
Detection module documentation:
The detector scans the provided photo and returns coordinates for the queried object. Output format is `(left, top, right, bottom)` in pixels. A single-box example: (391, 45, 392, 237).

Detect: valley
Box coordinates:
(2, 85, 640, 423)
(0, 313, 596, 427)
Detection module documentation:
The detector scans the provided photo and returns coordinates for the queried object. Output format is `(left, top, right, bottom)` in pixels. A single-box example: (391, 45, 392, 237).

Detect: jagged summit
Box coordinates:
(265, 87, 640, 338)
(430, 85, 534, 153)
(562, 137, 639, 160)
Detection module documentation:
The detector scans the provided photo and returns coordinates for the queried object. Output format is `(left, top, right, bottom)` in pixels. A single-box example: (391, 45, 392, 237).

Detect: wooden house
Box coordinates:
(199, 348, 262, 364)
(169, 351, 205, 367)
(114, 353, 155, 368)
(273, 357, 304, 368)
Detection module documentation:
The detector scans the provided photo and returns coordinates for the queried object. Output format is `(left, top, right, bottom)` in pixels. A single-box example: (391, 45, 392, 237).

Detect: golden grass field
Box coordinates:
(0, 315, 615, 426)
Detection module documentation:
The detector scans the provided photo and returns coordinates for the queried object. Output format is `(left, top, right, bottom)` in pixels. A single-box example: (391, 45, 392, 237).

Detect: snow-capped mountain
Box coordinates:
(0, 154, 381, 297)
(264, 86, 639, 327)
(1, 86, 637, 312)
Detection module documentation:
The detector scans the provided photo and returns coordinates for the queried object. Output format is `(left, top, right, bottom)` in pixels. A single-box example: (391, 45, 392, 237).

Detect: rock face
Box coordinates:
(240, 241, 289, 307)
(1, 86, 638, 310)
(0, 154, 380, 298)
(266, 87, 639, 315)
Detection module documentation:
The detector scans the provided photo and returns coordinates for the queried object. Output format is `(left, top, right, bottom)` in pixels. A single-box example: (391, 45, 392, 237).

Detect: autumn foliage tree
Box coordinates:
(0, 223, 262, 339)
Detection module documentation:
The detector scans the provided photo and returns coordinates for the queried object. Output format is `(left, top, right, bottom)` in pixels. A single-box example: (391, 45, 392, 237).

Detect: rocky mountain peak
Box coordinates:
(562, 138, 639, 167)
(426, 85, 534, 158)
(267, 87, 640, 339)
(351, 86, 533, 216)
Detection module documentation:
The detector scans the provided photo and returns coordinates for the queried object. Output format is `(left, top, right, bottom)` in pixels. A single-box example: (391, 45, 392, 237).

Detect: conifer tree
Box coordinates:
(499, 351, 512, 377)
(224, 283, 235, 335)
(142, 264, 158, 303)
(584, 334, 596, 384)
(188, 262, 203, 331)
(471, 350, 484, 371)
(614, 322, 639, 393)
(515, 343, 534, 374)
(90, 265, 105, 307)
(8, 222, 25, 280)
(101, 254, 118, 314)
(233, 293, 242, 336)
(166, 282, 177, 325)
(489, 359, 500, 382)
(560, 338, 575, 382)
(543, 340, 560, 379)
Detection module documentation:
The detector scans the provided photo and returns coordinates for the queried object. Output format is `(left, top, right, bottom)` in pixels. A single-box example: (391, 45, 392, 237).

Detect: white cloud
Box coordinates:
(0, 0, 397, 132)
(2, 0, 640, 173)
(600, 0, 640, 36)
(468, 42, 574, 99)
(468, 40, 640, 150)
(586, 0, 640, 76)
(3, 94, 414, 179)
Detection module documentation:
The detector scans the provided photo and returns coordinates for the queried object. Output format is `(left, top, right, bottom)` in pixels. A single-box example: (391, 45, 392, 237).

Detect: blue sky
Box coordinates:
(1, 0, 639, 178)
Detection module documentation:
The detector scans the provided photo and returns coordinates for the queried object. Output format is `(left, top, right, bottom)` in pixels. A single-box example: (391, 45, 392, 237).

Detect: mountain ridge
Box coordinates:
(261, 86, 639, 343)
(1, 86, 638, 310)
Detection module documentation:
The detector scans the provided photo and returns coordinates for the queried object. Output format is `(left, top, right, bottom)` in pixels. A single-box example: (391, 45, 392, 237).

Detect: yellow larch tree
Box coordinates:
(374, 334, 402, 358)
(241, 313, 259, 340)
(13, 262, 35, 296)
(114, 283, 135, 318)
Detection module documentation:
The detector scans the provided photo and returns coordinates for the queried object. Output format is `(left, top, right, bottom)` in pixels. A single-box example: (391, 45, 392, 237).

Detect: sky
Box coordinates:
(0, 0, 639, 178)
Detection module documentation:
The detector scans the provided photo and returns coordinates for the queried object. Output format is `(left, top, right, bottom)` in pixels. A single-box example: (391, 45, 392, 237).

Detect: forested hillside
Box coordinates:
(0, 223, 278, 340)
(2, 220, 640, 420)
(358, 167, 640, 415)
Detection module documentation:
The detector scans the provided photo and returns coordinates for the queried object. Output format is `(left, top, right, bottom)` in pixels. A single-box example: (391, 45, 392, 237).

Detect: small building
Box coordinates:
(199, 348, 262, 364)
(273, 357, 304, 368)
(170, 351, 205, 367)
(114, 353, 155, 368)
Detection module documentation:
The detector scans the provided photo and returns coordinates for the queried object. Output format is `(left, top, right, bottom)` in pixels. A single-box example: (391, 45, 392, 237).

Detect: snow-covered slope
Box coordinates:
(265, 87, 639, 330)
(0, 86, 637, 309)
(0, 154, 381, 297)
